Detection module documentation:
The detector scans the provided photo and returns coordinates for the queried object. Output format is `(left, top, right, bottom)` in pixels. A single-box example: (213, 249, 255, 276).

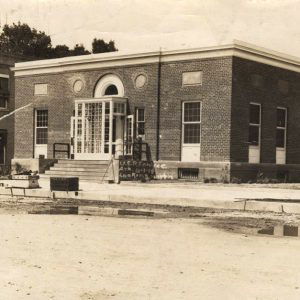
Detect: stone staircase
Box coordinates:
(41, 160, 112, 182)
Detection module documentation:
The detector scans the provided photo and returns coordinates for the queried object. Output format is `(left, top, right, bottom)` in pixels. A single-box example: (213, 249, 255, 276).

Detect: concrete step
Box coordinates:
(45, 170, 109, 176)
(57, 160, 109, 165)
(52, 164, 110, 169)
(50, 168, 108, 173)
(43, 159, 112, 183)
(40, 174, 109, 182)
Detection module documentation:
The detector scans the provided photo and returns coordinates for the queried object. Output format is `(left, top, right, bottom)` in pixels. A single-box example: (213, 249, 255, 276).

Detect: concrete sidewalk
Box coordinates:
(1, 179, 300, 214)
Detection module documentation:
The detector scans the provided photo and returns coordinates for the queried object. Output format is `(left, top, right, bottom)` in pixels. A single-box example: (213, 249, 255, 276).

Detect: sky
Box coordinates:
(0, 0, 299, 56)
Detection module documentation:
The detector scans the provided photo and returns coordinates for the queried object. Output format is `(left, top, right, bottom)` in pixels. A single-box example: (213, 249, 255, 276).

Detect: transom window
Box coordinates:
(248, 103, 261, 146)
(36, 110, 48, 144)
(104, 84, 118, 96)
(114, 103, 125, 114)
(182, 102, 201, 144)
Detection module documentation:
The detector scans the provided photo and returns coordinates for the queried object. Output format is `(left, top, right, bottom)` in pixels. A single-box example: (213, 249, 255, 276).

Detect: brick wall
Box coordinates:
(0, 56, 18, 164)
(14, 63, 159, 159)
(159, 57, 233, 161)
(14, 56, 234, 163)
(231, 57, 300, 164)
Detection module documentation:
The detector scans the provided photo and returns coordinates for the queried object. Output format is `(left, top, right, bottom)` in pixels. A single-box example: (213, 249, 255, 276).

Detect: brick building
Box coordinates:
(11, 41, 300, 182)
(0, 53, 28, 170)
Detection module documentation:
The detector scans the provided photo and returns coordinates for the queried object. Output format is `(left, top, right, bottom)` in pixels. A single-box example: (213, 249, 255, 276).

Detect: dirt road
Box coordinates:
(0, 214, 300, 299)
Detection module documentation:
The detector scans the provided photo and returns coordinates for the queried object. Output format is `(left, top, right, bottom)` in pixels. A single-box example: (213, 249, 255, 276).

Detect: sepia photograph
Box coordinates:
(0, 0, 300, 299)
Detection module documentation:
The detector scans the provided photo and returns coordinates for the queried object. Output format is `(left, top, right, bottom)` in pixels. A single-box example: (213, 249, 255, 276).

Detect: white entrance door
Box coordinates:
(181, 101, 201, 162)
(124, 115, 134, 155)
(73, 101, 110, 160)
(34, 109, 48, 158)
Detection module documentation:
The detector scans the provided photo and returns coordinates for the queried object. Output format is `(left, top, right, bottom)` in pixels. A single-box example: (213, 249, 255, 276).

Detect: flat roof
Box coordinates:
(12, 40, 300, 76)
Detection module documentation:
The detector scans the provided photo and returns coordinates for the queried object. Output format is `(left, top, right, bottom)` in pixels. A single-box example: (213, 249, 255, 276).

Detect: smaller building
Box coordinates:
(0, 53, 26, 170)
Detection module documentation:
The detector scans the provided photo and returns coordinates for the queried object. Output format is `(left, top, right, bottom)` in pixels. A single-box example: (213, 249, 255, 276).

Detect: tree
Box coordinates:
(70, 44, 91, 56)
(0, 22, 52, 58)
(0, 22, 118, 59)
(92, 38, 117, 54)
(50, 45, 71, 58)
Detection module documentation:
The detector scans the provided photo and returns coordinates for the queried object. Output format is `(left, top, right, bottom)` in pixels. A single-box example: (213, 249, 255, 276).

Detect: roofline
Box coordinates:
(12, 40, 300, 76)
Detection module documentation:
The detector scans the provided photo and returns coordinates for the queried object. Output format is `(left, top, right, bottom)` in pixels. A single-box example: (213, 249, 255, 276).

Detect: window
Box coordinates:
(248, 103, 261, 146)
(182, 102, 201, 144)
(276, 108, 287, 148)
(35, 110, 48, 144)
(34, 84, 48, 95)
(104, 85, 118, 95)
(113, 103, 125, 114)
(136, 108, 145, 137)
(0, 75, 9, 93)
(0, 97, 8, 109)
(182, 71, 202, 86)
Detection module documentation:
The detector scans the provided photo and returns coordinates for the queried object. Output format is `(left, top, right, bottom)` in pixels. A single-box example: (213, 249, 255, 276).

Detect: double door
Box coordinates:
(71, 100, 132, 160)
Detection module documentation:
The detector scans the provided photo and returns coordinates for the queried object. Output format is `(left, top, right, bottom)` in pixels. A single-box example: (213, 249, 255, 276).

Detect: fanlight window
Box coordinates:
(104, 85, 118, 96)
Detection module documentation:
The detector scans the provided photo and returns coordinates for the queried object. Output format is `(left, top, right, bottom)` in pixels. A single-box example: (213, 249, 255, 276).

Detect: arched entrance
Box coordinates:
(71, 75, 132, 160)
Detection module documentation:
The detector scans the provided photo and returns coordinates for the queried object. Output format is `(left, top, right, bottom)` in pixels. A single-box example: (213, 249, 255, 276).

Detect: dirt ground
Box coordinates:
(0, 213, 300, 300)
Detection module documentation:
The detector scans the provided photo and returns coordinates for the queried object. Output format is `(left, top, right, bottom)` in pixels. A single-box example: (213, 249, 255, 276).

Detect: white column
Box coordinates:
(109, 101, 113, 157)
(115, 116, 123, 158)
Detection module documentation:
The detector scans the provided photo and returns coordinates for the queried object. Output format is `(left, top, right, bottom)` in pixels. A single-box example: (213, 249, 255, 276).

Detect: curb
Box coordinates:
(2, 187, 300, 215)
(29, 205, 168, 218)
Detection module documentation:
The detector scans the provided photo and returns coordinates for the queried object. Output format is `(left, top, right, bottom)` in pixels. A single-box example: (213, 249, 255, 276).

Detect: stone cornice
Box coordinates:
(12, 40, 300, 77)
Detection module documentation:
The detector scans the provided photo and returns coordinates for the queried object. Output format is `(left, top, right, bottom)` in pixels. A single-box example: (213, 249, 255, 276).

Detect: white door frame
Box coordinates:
(34, 109, 48, 159)
(124, 114, 134, 155)
(276, 107, 287, 164)
(73, 97, 127, 160)
(181, 101, 201, 162)
(248, 102, 261, 164)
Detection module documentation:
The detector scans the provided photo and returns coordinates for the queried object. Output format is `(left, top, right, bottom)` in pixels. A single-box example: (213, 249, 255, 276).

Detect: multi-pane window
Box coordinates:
(113, 103, 125, 114)
(248, 103, 261, 146)
(35, 110, 48, 144)
(182, 102, 201, 144)
(0, 76, 9, 93)
(0, 75, 9, 109)
(276, 108, 287, 148)
(0, 97, 8, 109)
(136, 108, 145, 137)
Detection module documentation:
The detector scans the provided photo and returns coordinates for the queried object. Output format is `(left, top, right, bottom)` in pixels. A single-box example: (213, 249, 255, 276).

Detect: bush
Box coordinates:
(231, 177, 242, 184)
(256, 177, 280, 184)
(209, 177, 218, 183)
(203, 177, 219, 183)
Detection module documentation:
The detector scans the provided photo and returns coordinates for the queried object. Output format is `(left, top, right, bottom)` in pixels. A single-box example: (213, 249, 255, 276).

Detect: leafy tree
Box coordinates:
(50, 45, 70, 58)
(0, 22, 118, 59)
(70, 44, 91, 56)
(0, 22, 52, 58)
(92, 38, 117, 53)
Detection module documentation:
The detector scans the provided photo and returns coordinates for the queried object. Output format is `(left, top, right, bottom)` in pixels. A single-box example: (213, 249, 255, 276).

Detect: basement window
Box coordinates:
(178, 168, 199, 179)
